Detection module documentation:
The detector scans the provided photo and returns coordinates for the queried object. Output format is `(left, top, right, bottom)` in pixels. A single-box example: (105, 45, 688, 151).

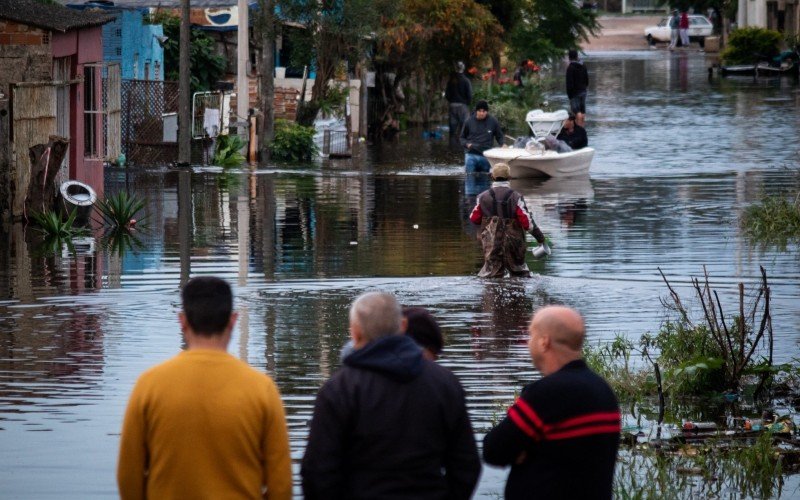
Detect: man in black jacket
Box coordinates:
(445, 61, 473, 140)
(557, 112, 588, 150)
(483, 306, 620, 500)
(302, 292, 481, 500)
(460, 100, 504, 174)
(565, 49, 589, 127)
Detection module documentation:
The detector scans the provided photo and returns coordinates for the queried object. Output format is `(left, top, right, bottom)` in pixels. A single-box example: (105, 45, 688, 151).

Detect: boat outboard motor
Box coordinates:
(59, 180, 97, 227)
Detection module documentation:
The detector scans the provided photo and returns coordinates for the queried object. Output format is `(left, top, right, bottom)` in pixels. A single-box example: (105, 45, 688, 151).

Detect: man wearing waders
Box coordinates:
(469, 163, 548, 278)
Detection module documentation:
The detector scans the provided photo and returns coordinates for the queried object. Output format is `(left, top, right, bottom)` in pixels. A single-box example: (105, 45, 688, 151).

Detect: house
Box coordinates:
(0, 0, 114, 220)
(68, 1, 165, 81)
(738, 0, 799, 37)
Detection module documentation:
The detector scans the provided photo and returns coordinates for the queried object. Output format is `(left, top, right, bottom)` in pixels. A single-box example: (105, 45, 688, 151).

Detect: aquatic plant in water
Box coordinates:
(96, 192, 146, 230)
(212, 134, 246, 167)
(30, 209, 88, 238)
(741, 192, 800, 248)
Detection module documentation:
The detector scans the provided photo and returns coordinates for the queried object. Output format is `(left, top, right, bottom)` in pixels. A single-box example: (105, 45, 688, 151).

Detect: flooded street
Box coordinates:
(2, 51, 800, 498)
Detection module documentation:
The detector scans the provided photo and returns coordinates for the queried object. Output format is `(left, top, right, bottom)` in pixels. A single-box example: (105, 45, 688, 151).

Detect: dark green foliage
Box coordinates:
(269, 119, 318, 161)
(147, 12, 226, 92)
(741, 192, 800, 247)
(721, 27, 783, 65)
(472, 75, 552, 135)
(212, 134, 247, 167)
(506, 0, 599, 63)
(96, 192, 147, 230)
(30, 209, 88, 238)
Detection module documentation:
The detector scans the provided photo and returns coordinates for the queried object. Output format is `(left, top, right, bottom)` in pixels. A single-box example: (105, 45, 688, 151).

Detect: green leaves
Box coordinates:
(30, 209, 88, 238)
(96, 192, 147, 230)
(740, 189, 800, 248)
(213, 134, 247, 167)
(269, 119, 318, 162)
(721, 27, 783, 65)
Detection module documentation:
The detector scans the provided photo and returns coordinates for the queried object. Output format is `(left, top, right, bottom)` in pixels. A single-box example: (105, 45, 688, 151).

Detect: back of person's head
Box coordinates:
(403, 307, 444, 357)
(182, 276, 233, 335)
(350, 292, 402, 343)
(568, 49, 579, 61)
(475, 100, 489, 111)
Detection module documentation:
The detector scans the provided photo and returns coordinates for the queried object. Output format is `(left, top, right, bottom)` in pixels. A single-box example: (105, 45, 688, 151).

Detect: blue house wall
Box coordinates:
(68, 4, 164, 81)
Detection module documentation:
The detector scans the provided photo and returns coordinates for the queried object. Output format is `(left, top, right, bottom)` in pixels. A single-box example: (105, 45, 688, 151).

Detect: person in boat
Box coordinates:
(483, 305, 621, 500)
(303, 292, 481, 500)
(469, 163, 548, 278)
(557, 112, 588, 150)
(460, 100, 504, 174)
(445, 61, 473, 140)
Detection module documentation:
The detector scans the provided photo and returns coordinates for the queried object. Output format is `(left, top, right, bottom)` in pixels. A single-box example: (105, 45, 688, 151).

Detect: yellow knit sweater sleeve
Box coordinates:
(263, 379, 292, 500)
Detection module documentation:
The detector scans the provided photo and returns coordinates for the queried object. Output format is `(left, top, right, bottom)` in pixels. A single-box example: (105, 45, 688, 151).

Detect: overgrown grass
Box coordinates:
(741, 192, 800, 247)
(96, 192, 147, 230)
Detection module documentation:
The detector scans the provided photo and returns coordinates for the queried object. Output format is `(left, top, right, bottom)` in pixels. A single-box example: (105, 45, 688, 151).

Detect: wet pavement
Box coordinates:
(1, 50, 799, 498)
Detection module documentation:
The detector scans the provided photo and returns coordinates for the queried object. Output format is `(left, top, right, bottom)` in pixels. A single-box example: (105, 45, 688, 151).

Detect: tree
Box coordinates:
(255, 0, 277, 159)
(506, 0, 599, 63)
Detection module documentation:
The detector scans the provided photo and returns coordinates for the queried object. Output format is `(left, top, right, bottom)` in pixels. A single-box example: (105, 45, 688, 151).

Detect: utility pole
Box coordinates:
(237, 0, 249, 138)
(258, 0, 275, 161)
(178, 0, 191, 165)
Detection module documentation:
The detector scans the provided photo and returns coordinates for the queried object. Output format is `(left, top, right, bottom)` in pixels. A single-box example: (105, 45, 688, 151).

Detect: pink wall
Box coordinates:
(51, 26, 104, 200)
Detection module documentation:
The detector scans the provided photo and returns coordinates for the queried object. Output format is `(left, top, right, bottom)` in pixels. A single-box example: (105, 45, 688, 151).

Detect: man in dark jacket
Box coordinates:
(565, 49, 589, 126)
(557, 112, 588, 150)
(302, 292, 481, 500)
(445, 61, 472, 140)
(469, 163, 548, 277)
(460, 100, 504, 174)
(483, 306, 621, 500)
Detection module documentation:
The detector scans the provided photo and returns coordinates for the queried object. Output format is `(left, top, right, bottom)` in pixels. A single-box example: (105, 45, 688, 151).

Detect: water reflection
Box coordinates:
(0, 52, 799, 498)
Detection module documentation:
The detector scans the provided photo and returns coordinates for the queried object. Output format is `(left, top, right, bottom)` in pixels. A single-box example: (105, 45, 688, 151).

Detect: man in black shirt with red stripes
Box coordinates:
(483, 306, 620, 499)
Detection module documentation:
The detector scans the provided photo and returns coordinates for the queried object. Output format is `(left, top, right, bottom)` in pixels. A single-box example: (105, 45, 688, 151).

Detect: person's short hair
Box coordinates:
(182, 276, 233, 335)
(350, 292, 402, 343)
(456, 61, 465, 73)
(403, 307, 444, 356)
(568, 49, 579, 61)
(490, 162, 511, 180)
(566, 111, 576, 121)
(475, 100, 489, 111)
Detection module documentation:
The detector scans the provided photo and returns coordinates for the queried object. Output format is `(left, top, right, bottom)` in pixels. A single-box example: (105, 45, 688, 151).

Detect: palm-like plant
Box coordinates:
(30, 209, 88, 238)
(96, 192, 147, 230)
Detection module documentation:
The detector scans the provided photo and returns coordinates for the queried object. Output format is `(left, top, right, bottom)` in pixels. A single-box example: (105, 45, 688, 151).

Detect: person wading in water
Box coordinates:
(469, 163, 549, 277)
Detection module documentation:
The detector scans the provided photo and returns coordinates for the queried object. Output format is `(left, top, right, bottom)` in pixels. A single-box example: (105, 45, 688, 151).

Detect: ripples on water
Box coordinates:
(1, 51, 799, 498)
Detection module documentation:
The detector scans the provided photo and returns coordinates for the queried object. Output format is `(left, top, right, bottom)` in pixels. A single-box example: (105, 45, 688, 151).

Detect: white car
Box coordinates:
(644, 15, 713, 47)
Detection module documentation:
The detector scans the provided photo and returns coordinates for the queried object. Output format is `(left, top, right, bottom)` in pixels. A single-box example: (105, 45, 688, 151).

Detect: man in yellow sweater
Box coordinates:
(117, 276, 292, 500)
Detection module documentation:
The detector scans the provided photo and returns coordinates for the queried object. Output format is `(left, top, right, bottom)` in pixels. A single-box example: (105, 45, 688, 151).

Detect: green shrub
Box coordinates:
(96, 192, 147, 230)
(472, 75, 552, 136)
(270, 119, 318, 162)
(721, 27, 783, 65)
(31, 209, 87, 238)
(212, 134, 246, 167)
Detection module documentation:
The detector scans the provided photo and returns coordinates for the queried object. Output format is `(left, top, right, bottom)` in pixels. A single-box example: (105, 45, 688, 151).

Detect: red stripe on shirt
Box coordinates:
(515, 206, 531, 230)
(544, 411, 621, 432)
(508, 407, 539, 439)
(469, 204, 482, 225)
(546, 423, 622, 441)
(514, 398, 545, 429)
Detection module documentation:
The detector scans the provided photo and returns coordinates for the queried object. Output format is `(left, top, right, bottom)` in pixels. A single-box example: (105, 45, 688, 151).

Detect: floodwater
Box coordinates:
(2, 51, 800, 498)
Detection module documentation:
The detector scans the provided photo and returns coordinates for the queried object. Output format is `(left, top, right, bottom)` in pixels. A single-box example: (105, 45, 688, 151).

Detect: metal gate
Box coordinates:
(120, 79, 179, 165)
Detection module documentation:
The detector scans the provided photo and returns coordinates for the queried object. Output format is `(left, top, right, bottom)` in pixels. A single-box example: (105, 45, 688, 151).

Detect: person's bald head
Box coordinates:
(527, 305, 585, 375)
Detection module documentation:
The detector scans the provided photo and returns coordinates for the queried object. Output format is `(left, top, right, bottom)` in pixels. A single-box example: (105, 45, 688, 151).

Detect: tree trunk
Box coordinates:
(26, 136, 69, 216)
(492, 54, 502, 83)
(258, 0, 275, 161)
(178, 0, 191, 165)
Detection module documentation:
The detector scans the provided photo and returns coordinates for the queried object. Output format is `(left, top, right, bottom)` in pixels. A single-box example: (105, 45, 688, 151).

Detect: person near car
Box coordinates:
(557, 112, 588, 150)
(565, 49, 589, 127)
(483, 305, 621, 500)
(679, 11, 690, 47)
(460, 100, 504, 174)
(302, 292, 481, 500)
(668, 10, 680, 50)
(445, 61, 472, 141)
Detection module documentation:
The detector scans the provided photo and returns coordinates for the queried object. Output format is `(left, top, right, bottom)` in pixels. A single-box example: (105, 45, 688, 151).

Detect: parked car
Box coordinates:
(644, 15, 713, 47)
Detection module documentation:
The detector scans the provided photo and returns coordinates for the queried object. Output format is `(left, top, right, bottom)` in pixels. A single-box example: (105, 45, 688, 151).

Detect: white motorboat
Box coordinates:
(483, 110, 594, 178)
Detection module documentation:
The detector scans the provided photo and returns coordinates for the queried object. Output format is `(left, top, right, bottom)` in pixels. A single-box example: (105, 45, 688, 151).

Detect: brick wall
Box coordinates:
(0, 44, 51, 97)
(273, 87, 299, 120)
(0, 21, 48, 46)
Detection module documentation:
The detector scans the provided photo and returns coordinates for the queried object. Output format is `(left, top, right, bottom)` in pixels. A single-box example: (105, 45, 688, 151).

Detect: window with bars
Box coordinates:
(84, 65, 99, 158)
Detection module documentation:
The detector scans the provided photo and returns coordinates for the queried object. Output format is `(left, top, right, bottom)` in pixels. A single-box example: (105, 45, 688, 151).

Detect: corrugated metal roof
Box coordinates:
(0, 0, 115, 32)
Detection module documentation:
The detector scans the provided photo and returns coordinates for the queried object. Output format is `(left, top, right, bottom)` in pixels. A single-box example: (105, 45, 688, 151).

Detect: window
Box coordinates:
(84, 65, 99, 158)
(116, 47, 121, 57)
(115, 28, 122, 37)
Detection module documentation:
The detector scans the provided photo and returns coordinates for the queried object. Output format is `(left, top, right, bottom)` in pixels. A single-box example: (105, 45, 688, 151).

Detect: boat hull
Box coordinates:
(483, 147, 594, 178)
